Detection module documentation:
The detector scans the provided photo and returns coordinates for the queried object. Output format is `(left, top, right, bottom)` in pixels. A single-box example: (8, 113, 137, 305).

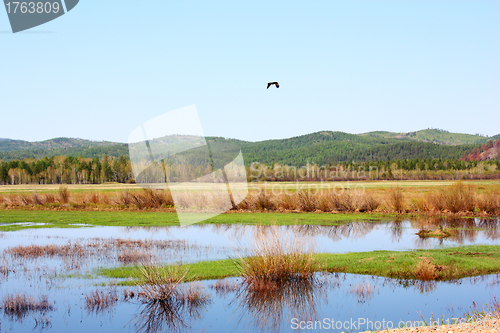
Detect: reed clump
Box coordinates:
(115, 189, 174, 208)
(437, 181, 476, 213)
(3, 294, 53, 319)
(386, 186, 405, 213)
(6, 243, 86, 258)
(85, 192, 101, 204)
(476, 191, 500, 214)
(44, 193, 56, 204)
(136, 264, 188, 301)
(253, 191, 275, 210)
(0, 265, 13, 278)
(32, 192, 44, 205)
(118, 250, 152, 264)
(116, 191, 134, 206)
(236, 225, 321, 288)
(296, 190, 318, 212)
(85, 289, 118, 312)
(463, 297, 500, 325)
(58, 186, 70, 204)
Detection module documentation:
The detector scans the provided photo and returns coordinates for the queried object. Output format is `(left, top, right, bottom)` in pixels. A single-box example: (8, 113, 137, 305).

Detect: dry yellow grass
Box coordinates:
(0, 181, 498, 215)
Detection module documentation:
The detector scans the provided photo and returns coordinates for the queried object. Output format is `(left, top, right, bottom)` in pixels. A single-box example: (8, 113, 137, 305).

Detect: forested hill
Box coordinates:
(0, 138, 128, 160)
(236, 137, 479, 165)
(0, 130, 498, 164)
(361, 129, 494, 145)
(0, 137, 123, 152)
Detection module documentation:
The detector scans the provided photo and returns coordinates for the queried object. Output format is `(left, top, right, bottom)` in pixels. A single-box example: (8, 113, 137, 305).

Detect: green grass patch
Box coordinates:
(320, 245, 500, 280)
(97, 245, 500, 284)
(98, 259, 239, 285)
(0, 210, 391, 231)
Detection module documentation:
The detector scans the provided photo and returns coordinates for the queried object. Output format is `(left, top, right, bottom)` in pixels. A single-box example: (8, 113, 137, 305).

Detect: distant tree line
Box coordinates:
(0, 155, 133, 185)
(1, 154, 499, 185)
(249, 159, 500, 182)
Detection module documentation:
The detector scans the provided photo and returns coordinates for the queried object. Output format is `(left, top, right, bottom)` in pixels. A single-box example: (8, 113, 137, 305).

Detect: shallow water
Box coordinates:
(1, 273, 499, 333)
(0, 218, 499, 332)
(1, 218, 499, 255)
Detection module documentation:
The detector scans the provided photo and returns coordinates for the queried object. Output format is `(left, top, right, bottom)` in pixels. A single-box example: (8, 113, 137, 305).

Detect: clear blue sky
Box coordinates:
(1, 1, 499, 143)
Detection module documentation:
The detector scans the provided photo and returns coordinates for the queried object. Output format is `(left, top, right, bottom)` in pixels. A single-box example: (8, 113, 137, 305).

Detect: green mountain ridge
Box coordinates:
(0, 130, 498, 163)
(361, 129, 494, 145)
(0, 137, 123, 152)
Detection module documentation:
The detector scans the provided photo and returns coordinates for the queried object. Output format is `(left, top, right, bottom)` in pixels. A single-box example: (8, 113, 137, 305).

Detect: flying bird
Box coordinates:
(267, 82, 279, 89)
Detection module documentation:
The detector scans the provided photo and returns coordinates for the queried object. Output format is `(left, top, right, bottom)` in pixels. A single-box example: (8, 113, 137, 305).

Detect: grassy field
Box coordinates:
(98, 245, 500, 284)
(0, 210, 391, 231)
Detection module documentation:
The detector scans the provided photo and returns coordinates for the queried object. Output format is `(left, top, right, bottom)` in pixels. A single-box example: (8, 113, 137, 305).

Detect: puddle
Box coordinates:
(0, 222, 52, 227)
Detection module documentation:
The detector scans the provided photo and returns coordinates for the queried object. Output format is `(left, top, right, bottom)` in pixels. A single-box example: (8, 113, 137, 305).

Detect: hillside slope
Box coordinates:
(0, 137, 122, 152)
(1, 130, 498, 164)
(361, 129, 492, 145)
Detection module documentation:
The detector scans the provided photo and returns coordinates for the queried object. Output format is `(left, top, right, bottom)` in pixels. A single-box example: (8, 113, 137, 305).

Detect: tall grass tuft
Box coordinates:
(296, 190, 317, 212)
(235, 225, 320, 287)
(44, 193, 56, 204)
(254, 192, 275, 210)
(440, 181, 476, 213)
(85, 289, 118, 312)
(329, 192, 355, 212)
(133, 262, 210, 333)
(32, 192, 44, 205)
(386, 186, 405, 213)
(85, 192, 101, 204)
(354, 194, 380, 212)
(3, 294, 53, 319)
(279, 193, 298, 211)
(118, 250, 152, 264)
(116, 191, 133, 206)
(136, 264, 188, 301)
(476, 191, 500, 214)
(58, 186, 70, 204)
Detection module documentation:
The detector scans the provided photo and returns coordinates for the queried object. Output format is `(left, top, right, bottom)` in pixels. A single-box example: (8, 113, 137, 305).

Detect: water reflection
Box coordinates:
(387, 278, 439, 294)
(387, 219, 405, 242)
(209, 218, 500, 250)
(229, 274, 338, 332)
(132, 293, 210, 333)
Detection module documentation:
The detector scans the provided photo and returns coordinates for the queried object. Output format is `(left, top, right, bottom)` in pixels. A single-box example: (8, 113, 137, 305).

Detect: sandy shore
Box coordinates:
(361, 318, 499, 333)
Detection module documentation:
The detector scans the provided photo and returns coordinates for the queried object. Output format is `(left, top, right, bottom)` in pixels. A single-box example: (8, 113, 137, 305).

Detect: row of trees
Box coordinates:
(0, 155, 133, 185)
(1, 154, 499, 185)
(249, 159, 500, 182)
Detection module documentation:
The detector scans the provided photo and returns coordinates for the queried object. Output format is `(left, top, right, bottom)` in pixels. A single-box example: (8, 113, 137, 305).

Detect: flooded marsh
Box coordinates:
(0, 217, 499, 332)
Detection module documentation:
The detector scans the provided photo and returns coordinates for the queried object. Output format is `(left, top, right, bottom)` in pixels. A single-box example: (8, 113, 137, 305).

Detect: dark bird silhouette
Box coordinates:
(267, 82, 279, 89)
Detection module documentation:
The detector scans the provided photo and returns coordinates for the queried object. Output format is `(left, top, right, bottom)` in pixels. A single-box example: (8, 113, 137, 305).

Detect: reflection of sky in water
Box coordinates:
(1, 273, 499, 333)
(0, 218, 499, 332)
(1, 218, 499, 254)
